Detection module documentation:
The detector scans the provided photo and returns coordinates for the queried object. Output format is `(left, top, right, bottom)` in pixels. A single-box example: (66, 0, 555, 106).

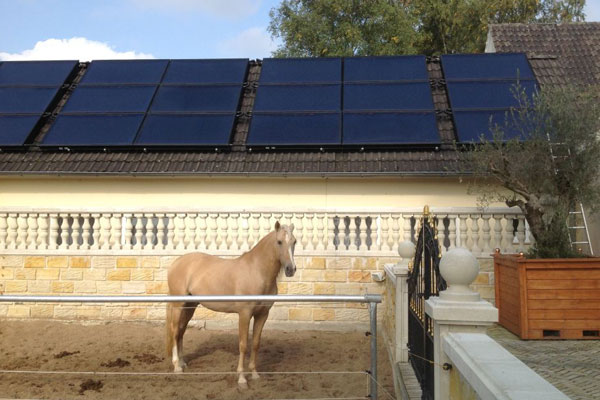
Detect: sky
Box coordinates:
(1, 0, 599, 61)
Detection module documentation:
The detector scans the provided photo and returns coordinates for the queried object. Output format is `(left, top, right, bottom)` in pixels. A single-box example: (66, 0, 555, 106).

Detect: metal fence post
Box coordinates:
(369, 301, 378, 400)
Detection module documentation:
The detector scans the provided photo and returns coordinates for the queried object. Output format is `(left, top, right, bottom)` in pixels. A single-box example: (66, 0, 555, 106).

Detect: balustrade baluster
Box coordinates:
(113, 213, 123, 250)
(7, 214, 18, 250)
(197, 213, 207, 250)
(402, 214, 412, 244)
(217, 213, 228, 251)
(249, 213, 260, 249)
(297, 213, 308, 251)
(59, 215, 69, 250)
(49, 213, 59, 250)
(516, 216, 526, 252)
(81, 214, 90, 250)
(98, 214, 110, 250)
(16, 214, 28, 250)
(175, 214, 185, 251)
(156, 214, 166, 250)
(326, 213, 335, 252)
(492, 215, 503, 251)
(0, 213, 7, 250)
(90, 214, 100, 250)
(132, 215, 142, 250)
(305, 213, 315, 251)
(470, 215, 481, 254)
(358, 215, 368, 251)
(380, 214, 390, 252)
(240, 213, 250, 251)
(145, 214, 155, 250)
(260, 213, 271, 243)
(38, 213, 49, 250)
(503, 215, 515, 253)
(316, 213, 325, 251)
(436, 216, 446, 253)
(27, 213, 38, 250)
(448, 215, 457, 249)
(348, 216, 358, 251)
(71, 214, 80, 250)
(481, 215, 492, 254)
(185, 213, 196, 250)
(207, 213, 217, 251)
(229, 213, 240, 251)
(458, 215, 468, 249)
(166, 214, 175, 250)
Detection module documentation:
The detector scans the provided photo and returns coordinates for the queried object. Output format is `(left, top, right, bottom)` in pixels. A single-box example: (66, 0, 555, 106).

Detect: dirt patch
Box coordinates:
(100, 358, 130, 368)
(54, 350, 80, 359)
(0, 320, 395, 399)
(79, 379, 103, 395)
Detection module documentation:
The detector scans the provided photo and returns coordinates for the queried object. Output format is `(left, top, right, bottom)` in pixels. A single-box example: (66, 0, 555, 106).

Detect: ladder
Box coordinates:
(547, 136, 594, 255)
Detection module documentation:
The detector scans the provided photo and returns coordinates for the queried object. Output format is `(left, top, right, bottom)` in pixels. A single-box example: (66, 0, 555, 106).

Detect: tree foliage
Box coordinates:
(464, 85, 600, 258)
(268, 0, 586, 56)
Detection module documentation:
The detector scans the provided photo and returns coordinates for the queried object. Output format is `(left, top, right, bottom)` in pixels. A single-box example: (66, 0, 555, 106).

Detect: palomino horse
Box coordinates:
(166, 221, 296, 388)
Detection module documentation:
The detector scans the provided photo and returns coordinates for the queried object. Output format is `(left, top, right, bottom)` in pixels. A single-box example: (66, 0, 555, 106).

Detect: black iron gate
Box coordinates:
(407, 209, 446, 400)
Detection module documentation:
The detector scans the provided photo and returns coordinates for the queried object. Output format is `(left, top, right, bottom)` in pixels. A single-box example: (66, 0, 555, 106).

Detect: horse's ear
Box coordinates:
(289, 223, 295, 233)
(274, 221, 281, 231)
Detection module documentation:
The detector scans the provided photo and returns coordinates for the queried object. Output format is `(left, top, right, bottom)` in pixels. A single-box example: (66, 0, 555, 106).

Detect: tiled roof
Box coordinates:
(488, 23, 600, 86)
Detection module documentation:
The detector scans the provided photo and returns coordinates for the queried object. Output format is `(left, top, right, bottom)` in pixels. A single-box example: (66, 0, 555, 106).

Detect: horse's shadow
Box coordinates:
(184, 330, 304, 371)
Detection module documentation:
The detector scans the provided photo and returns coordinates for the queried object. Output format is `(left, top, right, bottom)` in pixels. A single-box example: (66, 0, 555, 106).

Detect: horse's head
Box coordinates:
(274, 221, 297, 277)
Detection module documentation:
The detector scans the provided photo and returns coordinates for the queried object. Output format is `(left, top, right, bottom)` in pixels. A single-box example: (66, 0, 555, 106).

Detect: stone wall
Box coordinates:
(0, 255, 393, 329)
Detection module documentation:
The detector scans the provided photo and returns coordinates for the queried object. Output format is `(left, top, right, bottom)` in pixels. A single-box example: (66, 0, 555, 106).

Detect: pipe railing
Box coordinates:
(0, 293, 382, 399)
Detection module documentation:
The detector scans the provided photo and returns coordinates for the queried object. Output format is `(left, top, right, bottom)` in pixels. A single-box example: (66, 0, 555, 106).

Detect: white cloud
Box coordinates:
(0, 37, 154, 62)
(218, 27, 277, 59)
(131, 0, 261, 19)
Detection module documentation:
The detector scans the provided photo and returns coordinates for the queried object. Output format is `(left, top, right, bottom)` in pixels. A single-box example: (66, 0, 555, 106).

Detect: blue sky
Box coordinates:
(1, 0, 599, 61)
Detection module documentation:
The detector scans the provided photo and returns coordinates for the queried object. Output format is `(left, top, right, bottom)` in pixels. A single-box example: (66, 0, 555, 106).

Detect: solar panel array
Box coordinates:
(442, 53, 537, 142)
(42, 59, 248, 147)
(0, 60, 78, 146)
(0, 54, 539, 150)
(247, 56, 439, 147)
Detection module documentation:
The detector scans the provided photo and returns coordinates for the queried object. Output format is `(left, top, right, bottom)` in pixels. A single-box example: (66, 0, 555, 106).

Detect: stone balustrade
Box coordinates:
(0, 207, 531, 256)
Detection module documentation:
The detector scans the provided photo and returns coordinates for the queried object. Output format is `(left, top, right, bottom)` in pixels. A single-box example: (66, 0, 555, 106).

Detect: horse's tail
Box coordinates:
(166, 302, 174, 357)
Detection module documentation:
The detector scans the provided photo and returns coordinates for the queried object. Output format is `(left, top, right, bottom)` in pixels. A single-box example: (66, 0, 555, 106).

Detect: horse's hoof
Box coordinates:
(238, 380, 248, 390)
(174, 367, 183, 374)
(251, 371, 260, 380)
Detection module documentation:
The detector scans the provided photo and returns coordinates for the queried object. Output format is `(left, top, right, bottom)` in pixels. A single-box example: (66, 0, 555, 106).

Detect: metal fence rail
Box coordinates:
(0, 294, 382, 400)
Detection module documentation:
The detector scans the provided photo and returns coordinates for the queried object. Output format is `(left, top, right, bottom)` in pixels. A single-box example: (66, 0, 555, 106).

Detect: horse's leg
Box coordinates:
(176, 302, 198, 371)
(249, 308, 270, 380)
(237, 310, 252, 388)
(169, 302, 185, 372)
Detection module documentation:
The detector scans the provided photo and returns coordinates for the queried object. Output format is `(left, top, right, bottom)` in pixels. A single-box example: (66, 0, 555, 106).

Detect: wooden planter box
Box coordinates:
(494, 253, 600, 340)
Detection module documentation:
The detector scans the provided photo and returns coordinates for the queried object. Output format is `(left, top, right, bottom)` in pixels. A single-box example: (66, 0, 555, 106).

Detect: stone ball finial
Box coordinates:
(439, 247, 481, 301)
(398, 241, 416, 261)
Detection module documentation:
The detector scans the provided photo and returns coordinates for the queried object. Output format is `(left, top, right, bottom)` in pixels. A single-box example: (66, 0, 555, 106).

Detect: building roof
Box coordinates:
(487, 22, 600, 86)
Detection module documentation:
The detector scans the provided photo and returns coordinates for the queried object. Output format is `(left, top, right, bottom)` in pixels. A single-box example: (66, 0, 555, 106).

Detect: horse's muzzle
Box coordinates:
(284, 264, 296, 277)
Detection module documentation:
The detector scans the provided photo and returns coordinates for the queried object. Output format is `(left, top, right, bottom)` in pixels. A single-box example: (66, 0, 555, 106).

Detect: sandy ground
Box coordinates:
(0, 320, 395, 400)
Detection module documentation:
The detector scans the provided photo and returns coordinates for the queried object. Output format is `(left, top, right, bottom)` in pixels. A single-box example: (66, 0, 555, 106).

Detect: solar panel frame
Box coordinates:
(247, 112, 342, 147)
(342, 111, 440, 146)
(61, 85, 157, 113)
(0, 60, 78, 86)
(0, 87, 60, 114)
(162, 59, 248, 84)
(260, 57, 342, 84)
(441, 53, 536, 81)
(445, 80, 538, 110)
(452, 109, 527, 142)
(343, 56, 429, 82)
(343, 82, 435, 111)
(134, 113, 236, 146)
(254, 84, 341, 112)
(40, 114, 146, 147)
(80, 59, 169, 85)
(150, 85, 244, 113)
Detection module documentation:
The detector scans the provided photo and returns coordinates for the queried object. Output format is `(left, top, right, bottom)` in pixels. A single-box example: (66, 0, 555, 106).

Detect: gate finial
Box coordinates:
(423, 205, 430, 217)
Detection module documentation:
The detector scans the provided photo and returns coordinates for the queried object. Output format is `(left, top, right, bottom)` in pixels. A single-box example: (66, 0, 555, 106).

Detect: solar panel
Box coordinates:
(254, 84, 341, 112)
(80, 60, 168, 84)
(442, 53, 535, 81)
(446, 81, 537, 110)
(343, 112, 439, 145)
(151, 85, 243, 112)
(0, 87, 59, 113)
(0, 115, 43, 145)
(41, 114, 145, 146)
(453, 110, 525, 142)
(163, 59, 248, 84)
(344, 82, 434, 111)
(344, 56, 428, 82)
(135, 114, 235, 146)
(61, 86, 156, 113)
(260, 58, 342, 83)
(0, 60, 78, 86)
(247, 113, 341, 146)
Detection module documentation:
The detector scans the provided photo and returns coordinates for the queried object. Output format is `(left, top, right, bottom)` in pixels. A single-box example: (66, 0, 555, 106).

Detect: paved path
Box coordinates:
(487, 325, 600, 400)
